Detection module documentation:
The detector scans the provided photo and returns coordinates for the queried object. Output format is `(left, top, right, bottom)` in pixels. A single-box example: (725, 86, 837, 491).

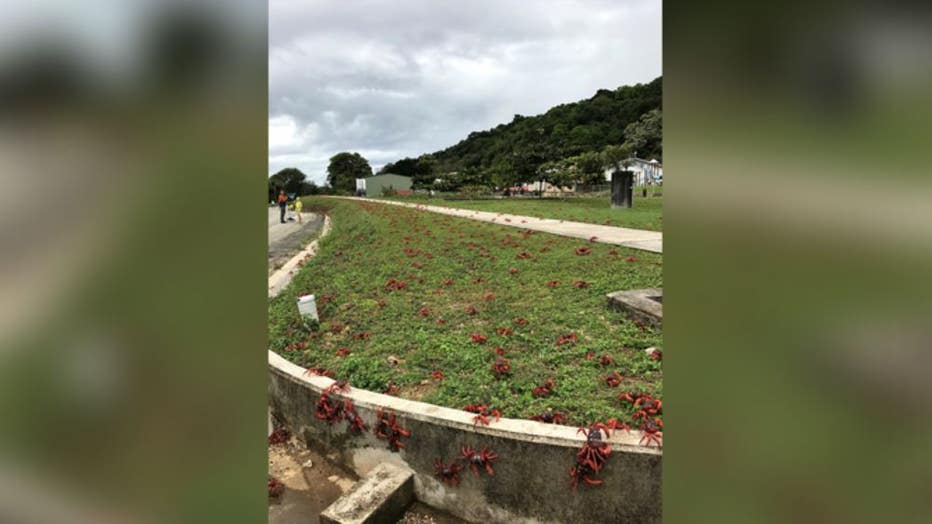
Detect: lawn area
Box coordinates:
(379, 194, 663, 231)
(269, 197, 662, 427)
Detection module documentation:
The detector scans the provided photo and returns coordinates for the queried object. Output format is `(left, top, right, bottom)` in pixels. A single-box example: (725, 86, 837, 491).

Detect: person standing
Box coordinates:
(294, 197, 303, 224)
(277, 189, 288, 223)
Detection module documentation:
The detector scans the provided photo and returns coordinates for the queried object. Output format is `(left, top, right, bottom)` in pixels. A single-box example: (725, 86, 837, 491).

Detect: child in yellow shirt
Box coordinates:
(293, 198, 303, 224)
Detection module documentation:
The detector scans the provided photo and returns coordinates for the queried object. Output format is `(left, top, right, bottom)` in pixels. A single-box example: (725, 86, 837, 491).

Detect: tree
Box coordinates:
(268, 167, 309, 201)
(624, 109, 662, 161)
(327, 152, 372, 193)
(573, 151, 606, 186)
(602, 144, 634, 174)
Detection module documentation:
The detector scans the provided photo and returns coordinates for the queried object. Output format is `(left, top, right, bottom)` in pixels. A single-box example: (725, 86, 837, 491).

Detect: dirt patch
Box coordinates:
(268, 436, 358, 524)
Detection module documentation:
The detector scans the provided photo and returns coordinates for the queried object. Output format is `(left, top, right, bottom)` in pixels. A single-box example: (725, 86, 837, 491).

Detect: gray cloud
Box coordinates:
(269, 0, 661, 183)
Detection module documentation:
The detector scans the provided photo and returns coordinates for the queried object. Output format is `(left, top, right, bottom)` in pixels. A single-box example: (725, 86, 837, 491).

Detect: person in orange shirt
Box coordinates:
(277, 189, 288, 223)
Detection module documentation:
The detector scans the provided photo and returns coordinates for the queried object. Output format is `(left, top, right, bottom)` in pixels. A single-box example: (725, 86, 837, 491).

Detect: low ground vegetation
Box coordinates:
(269, 198, 662, 427)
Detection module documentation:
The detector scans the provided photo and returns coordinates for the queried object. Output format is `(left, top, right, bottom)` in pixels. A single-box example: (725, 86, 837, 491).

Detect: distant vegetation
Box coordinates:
(379, 76, 662, 191)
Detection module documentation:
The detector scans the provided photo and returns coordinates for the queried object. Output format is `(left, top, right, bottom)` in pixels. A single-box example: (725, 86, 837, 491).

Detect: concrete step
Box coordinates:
(320, 463, 414, 524)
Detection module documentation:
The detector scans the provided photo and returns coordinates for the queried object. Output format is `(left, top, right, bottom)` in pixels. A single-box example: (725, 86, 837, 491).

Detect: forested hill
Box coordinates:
(429, 76, 661, 173)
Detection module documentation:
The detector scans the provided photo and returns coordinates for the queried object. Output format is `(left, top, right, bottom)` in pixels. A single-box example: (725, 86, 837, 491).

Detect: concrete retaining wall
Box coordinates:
(269, 352, 662, 524)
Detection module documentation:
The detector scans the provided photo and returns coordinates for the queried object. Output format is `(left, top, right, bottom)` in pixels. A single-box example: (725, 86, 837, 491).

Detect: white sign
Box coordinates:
(297, 294, 319, 320)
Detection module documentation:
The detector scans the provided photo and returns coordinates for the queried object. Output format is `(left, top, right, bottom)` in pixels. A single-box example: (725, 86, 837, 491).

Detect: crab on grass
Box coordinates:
(604, 372, 624, 388)
(492, 357, 511, 377)
(531, 379, 555, 398)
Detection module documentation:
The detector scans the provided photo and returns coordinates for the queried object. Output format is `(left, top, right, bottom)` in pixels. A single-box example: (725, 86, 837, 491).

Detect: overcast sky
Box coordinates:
(269, 0, 661, 183)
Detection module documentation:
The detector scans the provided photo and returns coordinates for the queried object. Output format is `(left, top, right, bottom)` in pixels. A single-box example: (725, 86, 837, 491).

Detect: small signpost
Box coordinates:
(297, 294, 319, 321)
(610, 170, 634, 209)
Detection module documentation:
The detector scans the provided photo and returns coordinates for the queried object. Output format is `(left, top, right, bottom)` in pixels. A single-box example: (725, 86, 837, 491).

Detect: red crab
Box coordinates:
(589, 236, 598, 242)
(385, 279, 408, 291)
(625, 256, 638, 263)
(509, 268, 519, 274)
(649, 349, 663, 361)
(434, 458, 464, 486)
(492, 357, 511, 377)
(436, 318, 447, 325)
(632, 395, 663, 419)
(530, 411, 566, 424)
(460, 446, 498, 476)
(327, 380, 352, 394)
(573, 280, 589, 289)
(418, 307, 431, 317)
(483, 292, 495, 301)
(382, 383, 400, 396)
(464, 404, 501, 426)
(471, 333, 487, 344)
(617, 390, 644, 404)
(465, 305, 478, 315)
(513, 317, 529, 326)
(268, 476, 285, 498)
(532, 379, 555, 398)
(335, 347, 351, 357)
(432, 288, 445, 295)
(304, 367, 335, 378)
(494, 346, 507, 356)
(353, 332, 371, 340)
(639, 418, 663, 448)
(374, 408, 410, 452)
(570, 422, 614, 488)
(284, 340, 307, 352)
(546, 280, 560, 288)
(516, 252, 532, 260)
(598, 355, 615, 367)
(555, 333, 578, 346)
(430, 370, 445, 381)
(575, 247, 592, 256)
(473, 277, 486, 284)
(496, 327, 512, 336)
(604, 372, 624, 388)
(608, 249, 619, 256)
(441, 278, 454, 286)
(268, 426, 290, 445)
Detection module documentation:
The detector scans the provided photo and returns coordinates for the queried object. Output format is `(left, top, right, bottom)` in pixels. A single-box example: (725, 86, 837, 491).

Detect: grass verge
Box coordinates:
(269, 197, 662, 426)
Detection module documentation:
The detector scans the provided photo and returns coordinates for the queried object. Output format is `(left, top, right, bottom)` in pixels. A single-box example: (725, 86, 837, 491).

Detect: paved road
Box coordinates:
(268, 207, 323, 272)
(335, 197, 663, 253)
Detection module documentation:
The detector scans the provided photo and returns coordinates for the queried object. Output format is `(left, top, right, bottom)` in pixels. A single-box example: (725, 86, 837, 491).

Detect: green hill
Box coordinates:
(380, 77, 661, 185)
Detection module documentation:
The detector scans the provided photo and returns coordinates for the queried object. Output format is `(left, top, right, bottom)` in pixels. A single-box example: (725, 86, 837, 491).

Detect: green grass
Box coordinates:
(379, 193, 663, 231)
(270, 197, 662, 427)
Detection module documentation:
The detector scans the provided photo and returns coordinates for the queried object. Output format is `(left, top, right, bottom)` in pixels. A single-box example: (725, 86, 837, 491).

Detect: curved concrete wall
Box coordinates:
(268, 207, 662, 523)
(269, 353, 661, 524)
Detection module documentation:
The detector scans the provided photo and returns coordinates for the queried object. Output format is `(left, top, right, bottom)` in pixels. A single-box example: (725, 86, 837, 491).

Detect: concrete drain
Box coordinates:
(607, 287, 663, 328)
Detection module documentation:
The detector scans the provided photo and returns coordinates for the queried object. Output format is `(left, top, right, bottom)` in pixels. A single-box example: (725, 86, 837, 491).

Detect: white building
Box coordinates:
(604, 157, 663, 185)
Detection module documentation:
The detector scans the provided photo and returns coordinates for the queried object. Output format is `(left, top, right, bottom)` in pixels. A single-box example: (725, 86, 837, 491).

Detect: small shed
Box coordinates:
(363, 173, 413, 196)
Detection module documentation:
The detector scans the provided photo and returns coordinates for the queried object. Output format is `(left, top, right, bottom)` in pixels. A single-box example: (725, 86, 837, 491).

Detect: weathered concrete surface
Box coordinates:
(607, 287, 663, 329)
(269, 352, 662, 524)
(332, 197, 663, 254)
(320, 463, 415, 524)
